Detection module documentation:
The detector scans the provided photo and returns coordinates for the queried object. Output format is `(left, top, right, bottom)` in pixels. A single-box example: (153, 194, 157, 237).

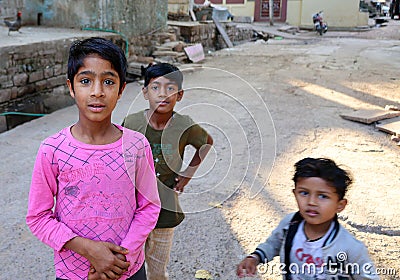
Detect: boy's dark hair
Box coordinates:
(67, 37, 127, 92)
(292, 157, 352, 200)
(144, 63, 183, 90)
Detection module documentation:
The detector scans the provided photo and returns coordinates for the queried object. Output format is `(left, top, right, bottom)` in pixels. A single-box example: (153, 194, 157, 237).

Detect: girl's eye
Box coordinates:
(104, 79, 115, 85)
(151, 85, 159, 91)
(80, 78, 90, 84)
(167, 87, 176, 92)
(319, 194, 329, 199)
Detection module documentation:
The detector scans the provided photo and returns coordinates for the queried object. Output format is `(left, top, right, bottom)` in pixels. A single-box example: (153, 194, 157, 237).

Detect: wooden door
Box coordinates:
(254, 0, 287, 22)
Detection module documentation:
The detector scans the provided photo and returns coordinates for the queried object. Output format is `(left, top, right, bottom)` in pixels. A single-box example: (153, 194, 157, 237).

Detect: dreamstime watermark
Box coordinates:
(257, 252, 398, 277)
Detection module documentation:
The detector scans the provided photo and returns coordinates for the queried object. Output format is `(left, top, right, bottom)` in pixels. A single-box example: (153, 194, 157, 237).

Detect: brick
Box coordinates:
(0, 79, 13, 89)
(47, 75, 67, 88)
(35, 80, 48, 92)
(169, 33, 177, 41)
(29, 71, 44, 83)
(41, 58, 54, 67)
(54, 64, 65, 76)
(55, 52, 64, 63)
(0, 75, 9, 84)
(52, 85, 68, 95)
(10, 87, 18, 99)
(7, 67, 18, 76)
(12, 51, 33, 60)
(0, 116, 7, 133)
(13, 73, 28, 87)
(0, 88, 12, 103)
(17, 84, 36, 97)
(44, 67, 53, 78)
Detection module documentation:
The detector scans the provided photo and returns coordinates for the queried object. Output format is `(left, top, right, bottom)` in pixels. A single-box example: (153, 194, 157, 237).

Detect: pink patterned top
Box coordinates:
(26, 125, 160, 279)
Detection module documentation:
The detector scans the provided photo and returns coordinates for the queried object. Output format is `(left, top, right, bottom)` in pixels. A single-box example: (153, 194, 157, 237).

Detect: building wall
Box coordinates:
(286, 0, 302, 25)
(228, 1, 255, 19)
(181, 0, 369, 28)
(293, 0, 369, 29)
(172, 0, 256, 20)
(0, 0, 24, 18)
(1, 0, 168, 38)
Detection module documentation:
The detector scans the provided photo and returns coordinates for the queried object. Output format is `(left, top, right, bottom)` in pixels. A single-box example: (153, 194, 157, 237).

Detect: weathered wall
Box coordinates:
(0, 0, 23, 17)
(1, 0, 168, 67)
(1, 0, 168, 38)
(0, 34, 119, 132)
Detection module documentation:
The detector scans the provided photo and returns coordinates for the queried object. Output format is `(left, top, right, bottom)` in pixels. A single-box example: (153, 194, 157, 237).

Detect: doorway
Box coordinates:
(254, 0, 287, 22)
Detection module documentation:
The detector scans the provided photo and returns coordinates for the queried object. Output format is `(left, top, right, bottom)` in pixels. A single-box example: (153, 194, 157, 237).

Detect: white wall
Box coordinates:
(287, 0, 369, 28)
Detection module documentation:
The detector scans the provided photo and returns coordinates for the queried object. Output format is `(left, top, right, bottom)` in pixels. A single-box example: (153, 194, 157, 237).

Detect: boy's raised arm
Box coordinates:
(174, 134, 213, 192)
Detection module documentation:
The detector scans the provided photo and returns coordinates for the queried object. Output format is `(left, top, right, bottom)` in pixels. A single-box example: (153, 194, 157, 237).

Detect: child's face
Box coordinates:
(67, 54, 125, 124)
(293, 177, 347, 227)
(143, 76, 183, 114)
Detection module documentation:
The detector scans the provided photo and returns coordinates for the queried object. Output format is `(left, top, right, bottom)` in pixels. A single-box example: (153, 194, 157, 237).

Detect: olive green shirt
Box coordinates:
(122, 110, 209, 228)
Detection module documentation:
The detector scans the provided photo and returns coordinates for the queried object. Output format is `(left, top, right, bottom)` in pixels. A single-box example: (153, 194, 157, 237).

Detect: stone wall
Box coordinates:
(169, 21, 254, 51)
(1, 0, 169, 60)
(0, 34, 119, 132)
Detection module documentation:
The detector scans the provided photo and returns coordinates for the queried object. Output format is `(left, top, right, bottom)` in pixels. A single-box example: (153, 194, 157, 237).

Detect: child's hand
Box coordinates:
(88, 252, 128, 280)
(86, 241, 130, 279)
(236, 255, 259, 278)
(174, 175, 190, 193)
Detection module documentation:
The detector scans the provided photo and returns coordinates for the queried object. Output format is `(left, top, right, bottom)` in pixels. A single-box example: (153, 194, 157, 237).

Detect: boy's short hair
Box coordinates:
(292, 157, 352, 200)
(67, 37, 127, 92)
(144, 63, 183, 90)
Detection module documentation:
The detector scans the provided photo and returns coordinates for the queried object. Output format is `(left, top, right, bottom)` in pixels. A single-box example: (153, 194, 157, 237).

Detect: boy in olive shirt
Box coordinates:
(122, 63, 213, 280)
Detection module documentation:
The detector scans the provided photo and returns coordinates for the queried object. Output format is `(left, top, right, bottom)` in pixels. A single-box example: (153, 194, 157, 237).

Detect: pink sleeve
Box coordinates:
(26, 144, 78, 252)
(120, 136, 161, 264)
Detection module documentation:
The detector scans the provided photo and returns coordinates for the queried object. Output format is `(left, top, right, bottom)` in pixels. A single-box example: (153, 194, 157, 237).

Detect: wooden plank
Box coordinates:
(127, 62, 149, 77)
(376, 119, 400, 135)
(189, 9, 197, 21)
(152, 50, 182, 57)
(212, 16, 233, 48)
(232, 16, 253, 23)
(340, 109, 400, 124)
(184, 43, 205, 62)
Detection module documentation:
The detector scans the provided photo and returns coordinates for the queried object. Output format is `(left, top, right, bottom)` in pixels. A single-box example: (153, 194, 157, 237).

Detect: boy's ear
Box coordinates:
(177, 89, 184, 101)
(336, 199, 347, 213)
(142, 86, 149, 100)
(67, 79, 75, 98)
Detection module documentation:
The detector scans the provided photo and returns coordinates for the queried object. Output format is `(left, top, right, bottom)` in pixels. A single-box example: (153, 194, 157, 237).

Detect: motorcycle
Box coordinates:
(312, 11, 328, 35)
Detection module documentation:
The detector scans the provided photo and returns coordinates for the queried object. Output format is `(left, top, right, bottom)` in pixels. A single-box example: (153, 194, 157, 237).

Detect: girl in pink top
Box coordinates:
(26, 37, 161, 280)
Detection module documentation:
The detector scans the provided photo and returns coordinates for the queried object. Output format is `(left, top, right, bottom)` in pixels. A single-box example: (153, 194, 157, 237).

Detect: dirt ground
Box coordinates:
(0, 19, 400, 279)
(168, 19, 400, 280)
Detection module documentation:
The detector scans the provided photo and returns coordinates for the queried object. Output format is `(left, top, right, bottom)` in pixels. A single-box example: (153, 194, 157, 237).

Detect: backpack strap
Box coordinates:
(283, 212, 303, 279)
